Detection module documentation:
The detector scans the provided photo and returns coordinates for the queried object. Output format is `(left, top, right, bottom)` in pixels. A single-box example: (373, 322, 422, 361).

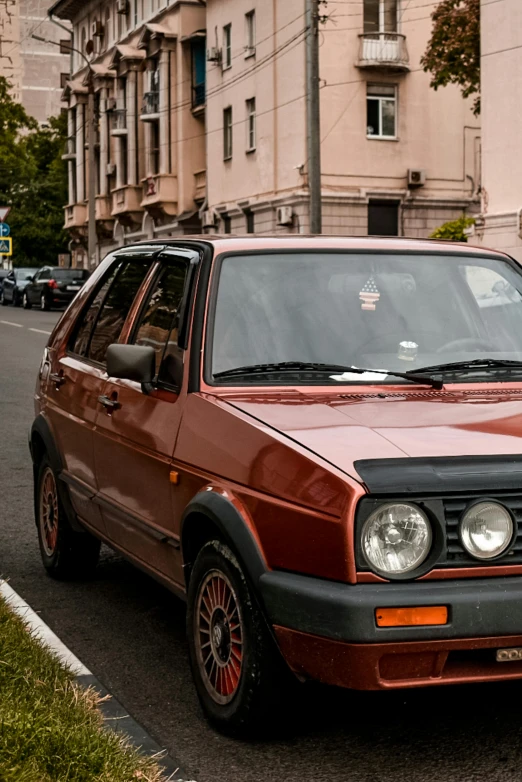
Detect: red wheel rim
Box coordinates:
(195, 569, 243, 705)
(39, 467, 59, 557)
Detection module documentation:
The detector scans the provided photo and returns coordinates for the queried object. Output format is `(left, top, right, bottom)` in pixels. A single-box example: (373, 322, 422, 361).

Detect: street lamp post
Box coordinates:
(32, 33, 97, 270)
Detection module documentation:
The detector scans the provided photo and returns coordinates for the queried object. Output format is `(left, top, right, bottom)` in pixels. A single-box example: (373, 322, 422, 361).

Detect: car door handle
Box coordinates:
(98, 395, 121, 411)
(49, 372, 66, 388)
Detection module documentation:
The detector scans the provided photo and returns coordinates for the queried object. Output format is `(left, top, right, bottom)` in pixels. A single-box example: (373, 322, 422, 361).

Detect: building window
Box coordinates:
(150, 122, 160, 175)
(245, 210, 254, 234)
(223, 24, 232, 69)
(245, 10, 256, 56)
(223, 107, 233, 160)
(223, 214, 231, 234)
(60, 72, 68, 89)
(246, 98, 256, 152)
(364, 0, 398, 34)
(368, 200, 399, 236)
(367, 84, 397, 138)
(192, 38, 206, 108)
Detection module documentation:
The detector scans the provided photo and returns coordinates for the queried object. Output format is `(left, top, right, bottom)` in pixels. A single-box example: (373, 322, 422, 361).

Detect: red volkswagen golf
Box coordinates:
(31, 237, 522, 734)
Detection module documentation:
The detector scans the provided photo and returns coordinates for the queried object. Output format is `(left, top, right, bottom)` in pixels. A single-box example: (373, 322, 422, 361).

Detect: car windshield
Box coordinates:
(52, 269, 89, 280)
(211, 251, 522, 383)
(16, 269, 38, 280)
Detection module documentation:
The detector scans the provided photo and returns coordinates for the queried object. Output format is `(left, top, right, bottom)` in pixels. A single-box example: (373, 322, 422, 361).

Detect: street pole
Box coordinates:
(305, 0, 322, 234)
(87, 75, 97, 270)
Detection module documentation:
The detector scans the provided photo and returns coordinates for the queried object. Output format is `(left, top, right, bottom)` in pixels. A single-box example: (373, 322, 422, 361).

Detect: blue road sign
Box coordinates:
(0, 223, 10, 237)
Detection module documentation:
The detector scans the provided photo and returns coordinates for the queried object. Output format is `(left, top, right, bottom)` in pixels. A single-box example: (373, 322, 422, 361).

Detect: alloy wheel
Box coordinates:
(39, 467, 59, 557)
(194, 569, 244, 705)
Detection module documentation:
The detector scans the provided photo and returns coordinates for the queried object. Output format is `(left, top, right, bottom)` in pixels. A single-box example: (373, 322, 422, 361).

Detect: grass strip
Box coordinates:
(0, 594, 166, 782)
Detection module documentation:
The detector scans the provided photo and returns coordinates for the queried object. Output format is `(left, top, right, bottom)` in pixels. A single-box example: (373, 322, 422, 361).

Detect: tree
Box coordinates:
(0, 76, 68, 268)
(421, 0, 480, 116)
(430, 216, 475, 241)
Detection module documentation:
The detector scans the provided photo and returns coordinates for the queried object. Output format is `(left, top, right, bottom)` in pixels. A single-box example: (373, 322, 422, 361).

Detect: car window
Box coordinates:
(463, 265, 522, 308)
(71, 262, 123, 357)
(37, 269, 51, 281)
(132, 260, 190, 384)
(53, 269, 90, 281)
(87, 259, 150, 364)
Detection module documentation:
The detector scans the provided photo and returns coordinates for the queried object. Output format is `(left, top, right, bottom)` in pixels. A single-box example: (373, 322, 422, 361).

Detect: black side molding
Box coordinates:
(354, 455, 522, 496)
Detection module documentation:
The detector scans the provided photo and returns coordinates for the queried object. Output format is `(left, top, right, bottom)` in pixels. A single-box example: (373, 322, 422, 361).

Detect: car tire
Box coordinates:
(36, 455, 101, 580)
(23, 292, 32, 309)
(40, 294, 50, 311)
(186, 539, 291, 736)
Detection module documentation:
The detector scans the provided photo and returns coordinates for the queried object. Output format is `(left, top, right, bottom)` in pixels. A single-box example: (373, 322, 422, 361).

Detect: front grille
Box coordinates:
(443, 494, 522, 566)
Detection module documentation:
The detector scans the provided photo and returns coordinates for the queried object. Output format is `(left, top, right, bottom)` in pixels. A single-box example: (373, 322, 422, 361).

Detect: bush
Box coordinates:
(429, 216, 476, 242)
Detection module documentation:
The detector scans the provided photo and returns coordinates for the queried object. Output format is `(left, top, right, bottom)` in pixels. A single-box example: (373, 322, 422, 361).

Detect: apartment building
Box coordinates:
(50, 0, 480, 266)
(0, 0, 70, 124)
(473, 0, 522, 261)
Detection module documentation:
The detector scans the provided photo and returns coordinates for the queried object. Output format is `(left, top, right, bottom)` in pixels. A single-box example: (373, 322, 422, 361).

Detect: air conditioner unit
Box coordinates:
(106, 97, 117, 111)
(276, 206, 294, 226)
(202, 209, 218, 228)
(116, 0, 128, 14)
(207, 47, 222, 63)
(106, 162, 116, 176)
(92, 21, 104, 37)
(407, 169, 426, 188)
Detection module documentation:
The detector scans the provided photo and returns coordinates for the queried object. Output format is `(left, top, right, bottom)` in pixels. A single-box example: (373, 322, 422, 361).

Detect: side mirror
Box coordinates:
(106, 344, 156, 394)
(26, 275, 34, 282)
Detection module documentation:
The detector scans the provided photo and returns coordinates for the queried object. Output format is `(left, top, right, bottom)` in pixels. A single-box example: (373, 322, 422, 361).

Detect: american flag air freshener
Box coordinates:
(359, 275, 381, 311)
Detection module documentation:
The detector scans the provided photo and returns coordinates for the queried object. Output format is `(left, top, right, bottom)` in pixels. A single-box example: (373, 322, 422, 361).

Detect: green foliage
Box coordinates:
(430, 216, 476, 242)
(0, 76, 68, 267)
(0, 595, 166, 782)
(421, 0, 480, 116)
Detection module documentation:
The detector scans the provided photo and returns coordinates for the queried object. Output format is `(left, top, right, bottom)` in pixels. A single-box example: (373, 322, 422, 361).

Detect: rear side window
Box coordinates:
(132, 260, 190, 384)
(72, 263, 122, 357)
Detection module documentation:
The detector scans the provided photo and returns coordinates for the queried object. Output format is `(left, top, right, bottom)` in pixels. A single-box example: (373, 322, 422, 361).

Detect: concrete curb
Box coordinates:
(0, 579, 196, 782)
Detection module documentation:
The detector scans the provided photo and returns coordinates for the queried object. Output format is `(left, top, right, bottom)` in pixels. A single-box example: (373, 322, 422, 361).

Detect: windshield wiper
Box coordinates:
(412, 358, 522, 375)
(214, 362, 443, 389)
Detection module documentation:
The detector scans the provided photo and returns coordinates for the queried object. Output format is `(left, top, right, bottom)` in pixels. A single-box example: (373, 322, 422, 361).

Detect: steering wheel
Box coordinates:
(436, 337, 496, 354)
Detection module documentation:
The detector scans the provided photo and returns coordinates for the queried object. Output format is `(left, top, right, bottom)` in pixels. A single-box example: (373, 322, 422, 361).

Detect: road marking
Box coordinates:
(29, 328, 52, 335)
(0, 320, 23, 328)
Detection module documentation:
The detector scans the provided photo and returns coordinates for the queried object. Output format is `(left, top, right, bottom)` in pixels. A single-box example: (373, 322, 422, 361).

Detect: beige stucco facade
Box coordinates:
(51, 0, 480, 266)
(474, 0, 522, 260)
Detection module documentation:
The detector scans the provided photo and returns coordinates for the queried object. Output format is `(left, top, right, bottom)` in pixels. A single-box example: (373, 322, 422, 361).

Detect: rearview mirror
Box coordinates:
(106, 344, 156, 394)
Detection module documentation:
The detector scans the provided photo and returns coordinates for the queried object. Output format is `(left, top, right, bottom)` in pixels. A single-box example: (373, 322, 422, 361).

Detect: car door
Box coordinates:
(30, 268, 49, 304)
(93, 248, 198, 586)
(45, 253, 152, 535)
(3, 271, 14, 302)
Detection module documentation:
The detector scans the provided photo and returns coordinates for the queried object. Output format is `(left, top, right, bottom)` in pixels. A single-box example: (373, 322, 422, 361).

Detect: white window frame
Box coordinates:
(223, 24, 232, 69)
(223, 107, 233, 160)
(246, 98, 256, 152)
(366, 85, 397, 140)
(364, 0, 400, 34)
(245, 10, 256, 58)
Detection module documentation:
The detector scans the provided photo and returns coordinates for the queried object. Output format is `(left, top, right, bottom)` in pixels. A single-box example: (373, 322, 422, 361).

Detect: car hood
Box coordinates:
(225, 388, 522, 483)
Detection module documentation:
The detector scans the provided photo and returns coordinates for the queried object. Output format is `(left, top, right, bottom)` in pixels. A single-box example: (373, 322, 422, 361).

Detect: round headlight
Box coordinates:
(361, 503, 432, 576)
(460, 501, 513, 560)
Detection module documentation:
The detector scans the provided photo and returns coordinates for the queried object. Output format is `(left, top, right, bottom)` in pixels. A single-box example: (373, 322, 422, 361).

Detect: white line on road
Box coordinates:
(0, 579, 90, 676)
(0, 320, 23, 328)
(29, 328, 52, 335)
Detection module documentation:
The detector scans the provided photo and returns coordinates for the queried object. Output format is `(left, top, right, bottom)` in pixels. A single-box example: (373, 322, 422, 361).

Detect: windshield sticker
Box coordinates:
(359, 275, 381, 310)
(330, 368, 390, 382)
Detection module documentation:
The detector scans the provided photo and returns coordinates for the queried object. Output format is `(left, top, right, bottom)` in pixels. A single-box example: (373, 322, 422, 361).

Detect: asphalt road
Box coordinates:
(2, 305, 522, 782)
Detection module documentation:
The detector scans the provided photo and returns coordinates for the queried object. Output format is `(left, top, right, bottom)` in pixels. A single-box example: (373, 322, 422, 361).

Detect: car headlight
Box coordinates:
(362, 503, 432, 576)
(460, 501, 513, 560)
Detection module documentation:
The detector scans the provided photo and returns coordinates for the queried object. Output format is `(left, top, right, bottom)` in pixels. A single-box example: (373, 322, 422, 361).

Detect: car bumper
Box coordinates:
(260, 571, 522, 689)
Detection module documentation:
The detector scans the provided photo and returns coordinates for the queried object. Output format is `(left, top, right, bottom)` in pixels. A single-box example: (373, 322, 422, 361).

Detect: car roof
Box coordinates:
(118, 235, 511, 261)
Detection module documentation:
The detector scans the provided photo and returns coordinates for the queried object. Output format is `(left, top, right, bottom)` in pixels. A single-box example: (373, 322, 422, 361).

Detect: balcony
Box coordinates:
(141, 174, 178, 219)
(111, 109, 127, 136)
(111, 185, 143, 228)
(141, 91, 160, 120)
(61, 136, 76, 161)
(64, 203, 86, 229)
(95, 195, 113, 222)
(357, 33, 409, 72)
(194, 169, 206, 203)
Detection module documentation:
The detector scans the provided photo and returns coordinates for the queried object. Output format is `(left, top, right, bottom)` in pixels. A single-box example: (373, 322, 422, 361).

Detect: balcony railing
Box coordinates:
(357, 33, 409, 71)
(192, 82, 206, 109)
(141, 90, 160, 117)
(111, 108, 127, 133)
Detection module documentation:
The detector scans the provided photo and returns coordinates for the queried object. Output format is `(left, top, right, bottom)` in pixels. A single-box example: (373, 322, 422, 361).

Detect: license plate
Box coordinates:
(496, 647, 522, 662)
(66, 285, 80, 291)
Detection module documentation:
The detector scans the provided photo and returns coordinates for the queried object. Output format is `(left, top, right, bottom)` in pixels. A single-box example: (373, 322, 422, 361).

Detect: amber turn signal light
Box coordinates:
(376, 606, 448, 628)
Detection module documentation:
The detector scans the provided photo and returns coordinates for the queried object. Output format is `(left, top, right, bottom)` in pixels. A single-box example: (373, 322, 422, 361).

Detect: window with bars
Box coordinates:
(223, 107, 233, 160)
(246, 98, 256, 152)
(367, 84, 397, 138)
(223, 24, 232, 69)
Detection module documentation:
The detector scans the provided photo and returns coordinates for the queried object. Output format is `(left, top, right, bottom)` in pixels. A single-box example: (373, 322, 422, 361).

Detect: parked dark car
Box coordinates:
(0, 269, 9, 296)
(1, 268, 39, 307)
(23, 267, 90, 311)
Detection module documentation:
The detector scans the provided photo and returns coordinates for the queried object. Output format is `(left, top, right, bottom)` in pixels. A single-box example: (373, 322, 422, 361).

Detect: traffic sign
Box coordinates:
(0, 238, 12, 256)
(0, 207, 10, 222)
(0, 223, 10, 237)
